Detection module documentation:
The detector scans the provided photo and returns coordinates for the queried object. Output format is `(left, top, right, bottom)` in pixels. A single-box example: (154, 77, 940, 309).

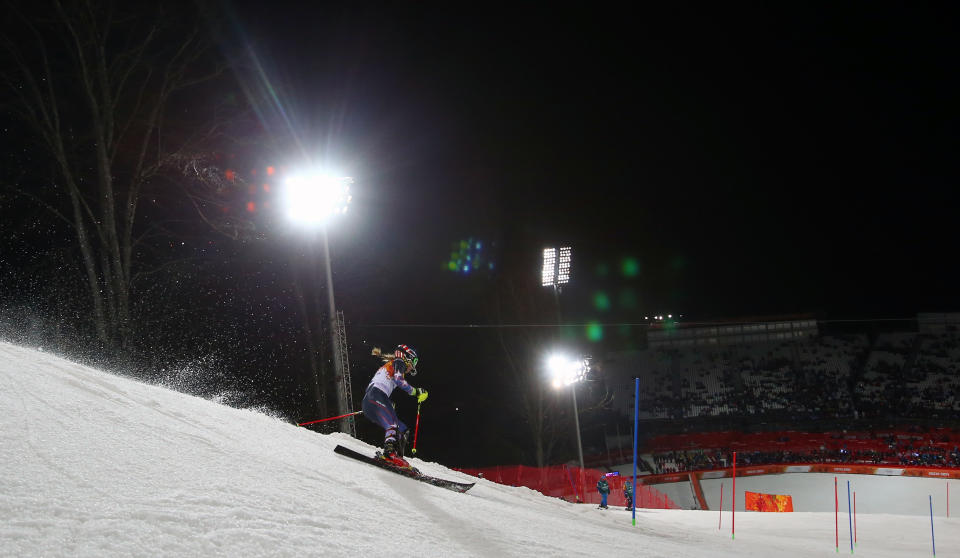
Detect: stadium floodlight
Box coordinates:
(283, 173, 353, 225)
(547, 353, 590, 389)
(545, 351, 590, 502)
(542, 246, 572, 288)
(558, 246, 571, 284)
(541, 248, 556, 287)
(282, 169, 354, 434)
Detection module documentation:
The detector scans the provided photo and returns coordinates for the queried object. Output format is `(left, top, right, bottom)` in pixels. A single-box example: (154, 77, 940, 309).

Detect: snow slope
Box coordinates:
(1, 341, 957, 557)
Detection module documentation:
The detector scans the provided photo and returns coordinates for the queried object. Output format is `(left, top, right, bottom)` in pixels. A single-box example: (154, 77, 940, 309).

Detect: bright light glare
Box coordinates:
(541, 248, 556, 287)
(547, 353, 588, 388)
(284, 173, 353, 225)
(542, 246, 572, 287)
(558, 246, 571, 284)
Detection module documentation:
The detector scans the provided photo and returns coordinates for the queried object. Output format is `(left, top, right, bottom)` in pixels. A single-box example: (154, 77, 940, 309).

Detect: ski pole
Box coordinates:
(411, 402, 422, 455)
(297, 410, 362, 427)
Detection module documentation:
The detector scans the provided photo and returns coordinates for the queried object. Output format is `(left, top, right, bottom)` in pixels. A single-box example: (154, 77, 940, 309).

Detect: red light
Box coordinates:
(225, 169, 236, 182)
(263, 183, 271, 192)
(266, 166, 275, 176)
(246, 201, 256, 212)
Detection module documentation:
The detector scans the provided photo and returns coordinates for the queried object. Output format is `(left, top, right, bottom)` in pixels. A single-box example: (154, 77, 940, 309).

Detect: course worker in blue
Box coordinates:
(597, 476, 610, 509)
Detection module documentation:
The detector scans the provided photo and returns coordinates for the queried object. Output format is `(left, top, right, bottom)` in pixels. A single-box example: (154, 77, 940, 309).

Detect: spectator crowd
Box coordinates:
(649, 429, 960, 473)
(615, 331, 960, 423)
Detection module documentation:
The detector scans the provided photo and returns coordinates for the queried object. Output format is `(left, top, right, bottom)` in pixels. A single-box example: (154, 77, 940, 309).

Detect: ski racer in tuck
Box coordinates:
(361, 345, 428, 468)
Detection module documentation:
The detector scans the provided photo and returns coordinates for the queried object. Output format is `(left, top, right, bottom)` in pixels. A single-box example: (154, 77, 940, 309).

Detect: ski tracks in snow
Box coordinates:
(383, 469, 508, 558)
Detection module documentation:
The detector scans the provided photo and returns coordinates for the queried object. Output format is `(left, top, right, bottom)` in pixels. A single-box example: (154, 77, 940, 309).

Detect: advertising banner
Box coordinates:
(638, 464, 960, 485)
(745, 490, 794, 512)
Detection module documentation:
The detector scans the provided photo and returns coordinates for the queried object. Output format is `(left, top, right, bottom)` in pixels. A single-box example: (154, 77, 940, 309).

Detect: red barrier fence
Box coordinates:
(454, 464, 679, 509)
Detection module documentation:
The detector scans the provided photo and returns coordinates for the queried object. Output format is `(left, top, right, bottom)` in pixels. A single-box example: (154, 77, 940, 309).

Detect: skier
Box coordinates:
(361, 345, 428, 468)
(597, 475, 610, 509)
(624, 479, 634, 510)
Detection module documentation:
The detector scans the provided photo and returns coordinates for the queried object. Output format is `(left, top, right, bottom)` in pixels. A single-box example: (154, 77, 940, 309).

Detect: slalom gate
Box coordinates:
(454, 464, 678, 508)
(639, 463, 957, 515)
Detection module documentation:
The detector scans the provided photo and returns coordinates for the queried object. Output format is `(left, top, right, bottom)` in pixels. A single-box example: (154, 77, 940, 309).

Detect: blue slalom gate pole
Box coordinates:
(930, 495, 936, 557)
(632, 377, 639, 526)
(847, 481, 853, 554)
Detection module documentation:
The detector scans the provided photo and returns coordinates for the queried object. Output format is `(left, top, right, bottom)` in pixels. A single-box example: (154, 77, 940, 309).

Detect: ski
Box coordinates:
(333, 444, 475, 493)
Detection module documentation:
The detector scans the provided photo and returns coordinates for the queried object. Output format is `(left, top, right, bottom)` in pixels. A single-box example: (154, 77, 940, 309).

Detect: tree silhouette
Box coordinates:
(2, 0, 255, 357)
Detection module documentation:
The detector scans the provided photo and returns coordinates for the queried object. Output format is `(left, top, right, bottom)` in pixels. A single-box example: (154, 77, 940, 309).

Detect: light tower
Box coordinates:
(542, 246, 586, 500)
(283, 172, 356, 435)
(546, 352, 590, 503)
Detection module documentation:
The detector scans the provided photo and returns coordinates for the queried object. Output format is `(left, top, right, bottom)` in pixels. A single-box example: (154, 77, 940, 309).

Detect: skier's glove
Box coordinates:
(414, 387, 429, 403)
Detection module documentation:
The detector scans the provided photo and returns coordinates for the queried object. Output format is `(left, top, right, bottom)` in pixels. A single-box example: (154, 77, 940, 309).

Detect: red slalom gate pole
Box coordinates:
(854, 491, 857, 547)
(835, 478, 840, 552)
(732, 451, 736, 540)
(297, 410, 362, 426)
(411, 402, 422, 455)
(719, 482, 724, 530)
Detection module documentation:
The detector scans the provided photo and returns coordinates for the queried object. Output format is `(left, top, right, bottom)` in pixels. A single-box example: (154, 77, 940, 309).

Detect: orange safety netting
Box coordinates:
(745, 490, 794, 512)
(454, 464, 678, 508)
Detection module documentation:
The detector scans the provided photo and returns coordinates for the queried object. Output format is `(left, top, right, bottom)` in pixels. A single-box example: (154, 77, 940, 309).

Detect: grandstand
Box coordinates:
(599, 313, 960, 474)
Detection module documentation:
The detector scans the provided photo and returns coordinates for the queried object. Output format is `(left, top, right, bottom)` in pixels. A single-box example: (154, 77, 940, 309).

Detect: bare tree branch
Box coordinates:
(1, 182, 74, 228)
(1, 0, 256, 356)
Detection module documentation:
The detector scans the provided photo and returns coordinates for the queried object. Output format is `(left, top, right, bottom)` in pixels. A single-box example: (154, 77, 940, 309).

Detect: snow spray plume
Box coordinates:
(156, 352, 283, 419)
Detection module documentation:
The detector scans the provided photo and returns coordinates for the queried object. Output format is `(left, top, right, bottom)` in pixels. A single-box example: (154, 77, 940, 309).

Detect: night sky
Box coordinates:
(225, 2, 959, 464)
(228, 2, 958, 321)
(2, 2, 958, 466)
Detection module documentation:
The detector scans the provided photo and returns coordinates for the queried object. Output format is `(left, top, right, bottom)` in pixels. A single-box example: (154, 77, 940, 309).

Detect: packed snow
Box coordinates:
(1, 341, 957, 557)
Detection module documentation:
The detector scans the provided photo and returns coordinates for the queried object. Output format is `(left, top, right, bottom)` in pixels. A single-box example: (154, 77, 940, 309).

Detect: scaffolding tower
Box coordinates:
(334, 310, 356, 437)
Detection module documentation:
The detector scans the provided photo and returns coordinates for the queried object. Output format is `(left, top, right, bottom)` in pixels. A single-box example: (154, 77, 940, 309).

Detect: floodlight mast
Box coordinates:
(542, 246, 585, 500)
(285, 172, 355, 435)
(547, 353, 589, 503)
(570, 376, 584, 502)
